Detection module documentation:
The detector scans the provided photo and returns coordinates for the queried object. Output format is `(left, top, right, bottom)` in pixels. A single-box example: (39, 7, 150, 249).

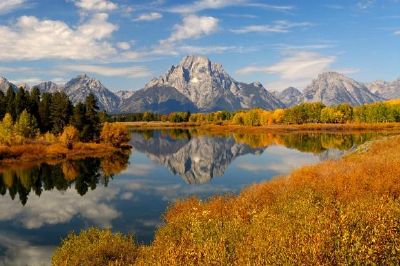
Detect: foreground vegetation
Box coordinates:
(52, 134, 400, 265)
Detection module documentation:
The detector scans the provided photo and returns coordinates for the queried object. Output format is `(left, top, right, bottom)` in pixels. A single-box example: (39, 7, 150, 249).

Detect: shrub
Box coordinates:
(51, 228, 137, 266)
(59, 125, 79, 149)
(100, 123, 130, 147)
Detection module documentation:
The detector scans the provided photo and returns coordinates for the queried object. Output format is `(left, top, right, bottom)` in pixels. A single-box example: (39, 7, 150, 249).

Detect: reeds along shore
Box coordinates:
(52, 135, 400, 265)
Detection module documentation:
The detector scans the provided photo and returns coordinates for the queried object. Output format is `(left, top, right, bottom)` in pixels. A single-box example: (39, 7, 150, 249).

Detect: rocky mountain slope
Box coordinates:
(0, 77, 17, 93)
(141, 55, 285, 112)
(274, 87, 303, 107)
(303, 72, 383, 106)
(367, 79, 400, 99)
(32, 81, 62, 94)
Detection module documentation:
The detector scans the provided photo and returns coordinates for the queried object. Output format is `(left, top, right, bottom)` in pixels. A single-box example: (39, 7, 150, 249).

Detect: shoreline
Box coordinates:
(0, 142, 131, 167)
(123, 121, 400, 133)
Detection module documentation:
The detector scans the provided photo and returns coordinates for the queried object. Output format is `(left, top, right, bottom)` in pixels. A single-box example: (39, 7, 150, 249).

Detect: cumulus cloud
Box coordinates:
(61, 64, 153, 78)
(236, 51, 336, 90)
(0, 14, 118, 61)
(0, 186, 120, 229)
(161, 15, 219, 44)
(0, 0, 26, 14)
(231, 20, 312, 34)
(72, 0, 118, 12)
(169, 0, 293, 13)
(134, 12, 163, 21)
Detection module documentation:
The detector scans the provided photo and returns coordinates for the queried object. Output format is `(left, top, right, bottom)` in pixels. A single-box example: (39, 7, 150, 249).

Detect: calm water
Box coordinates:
(0, 129, 391, 265)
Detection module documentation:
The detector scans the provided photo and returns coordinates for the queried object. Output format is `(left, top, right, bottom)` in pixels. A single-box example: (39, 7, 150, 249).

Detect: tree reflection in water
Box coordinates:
(0, 150, 130, 205)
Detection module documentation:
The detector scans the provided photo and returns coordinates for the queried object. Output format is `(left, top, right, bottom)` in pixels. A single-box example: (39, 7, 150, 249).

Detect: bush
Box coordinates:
(100, 123, 130, 147)
(51, 228, 137, 266)
(59, 125, 79, 149)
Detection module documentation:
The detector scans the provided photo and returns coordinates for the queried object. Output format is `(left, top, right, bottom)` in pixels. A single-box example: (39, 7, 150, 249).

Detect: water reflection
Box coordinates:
(130, 129, 382, 184)
(0, 151, 130, 206)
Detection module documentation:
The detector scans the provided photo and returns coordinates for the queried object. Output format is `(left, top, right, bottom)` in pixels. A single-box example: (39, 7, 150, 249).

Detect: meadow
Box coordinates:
(52, 133, 400, 265)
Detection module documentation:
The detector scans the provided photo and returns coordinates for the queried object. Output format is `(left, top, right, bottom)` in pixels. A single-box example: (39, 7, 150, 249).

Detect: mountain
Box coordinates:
(116, 90, 135, 101)
(0, 77, 17, 93)
(32, 81, 62, 94)
(140, 55, 284, 112)
(367, 79, 400, 99)
(64, 74, 120, 113)
(303, 72, 383, 106)
(119, 85, 197, 114)
(274, 87, 303, 107)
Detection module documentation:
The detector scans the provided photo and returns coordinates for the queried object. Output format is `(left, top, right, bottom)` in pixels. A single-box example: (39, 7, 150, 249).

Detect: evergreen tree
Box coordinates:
(0, 91, 6, 119)
(29, 87, 41, 122)
(83, 93, 101, 141)
(15, 87, 29, 117)
(38, 93, 52, 132)
(5, 85, 16, 120)
(71, 102, 86, 140)
(50, 92, 73, 134)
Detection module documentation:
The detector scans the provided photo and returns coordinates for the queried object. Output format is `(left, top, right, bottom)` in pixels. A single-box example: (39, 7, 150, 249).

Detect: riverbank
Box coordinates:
(124, 121, 400, 133)
(0, 142, 130, 166)
(53, 134, 400, 265)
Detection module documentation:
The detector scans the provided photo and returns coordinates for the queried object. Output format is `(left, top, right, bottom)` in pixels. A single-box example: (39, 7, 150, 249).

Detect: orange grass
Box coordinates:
(53, 134, 400, 265)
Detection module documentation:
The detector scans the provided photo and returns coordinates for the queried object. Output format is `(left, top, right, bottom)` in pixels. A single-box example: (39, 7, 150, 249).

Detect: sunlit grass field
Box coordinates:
(53, 134, 400, 265)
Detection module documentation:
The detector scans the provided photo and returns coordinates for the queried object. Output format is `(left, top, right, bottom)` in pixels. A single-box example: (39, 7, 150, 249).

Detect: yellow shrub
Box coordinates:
(52, 228, 137, 266)
(100, 123, 130, 147)
(59, 126, 79, 150)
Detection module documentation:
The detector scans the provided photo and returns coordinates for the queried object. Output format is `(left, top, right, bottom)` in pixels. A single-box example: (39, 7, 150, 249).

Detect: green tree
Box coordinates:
(5, 85, 16, 120)
(71, 102, 86, 140)
(83, 93, 101, 142)
(15, 87, 29, 117)
(50, 92, 73, 134)
(28, 87, 41, 122)
(38, 93, 53, 132)
(0, 91, 6, 119)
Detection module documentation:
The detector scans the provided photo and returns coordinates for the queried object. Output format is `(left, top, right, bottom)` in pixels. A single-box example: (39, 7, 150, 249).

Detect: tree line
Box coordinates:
(0, 85, 106, 144)
(111, 101, 400, 126)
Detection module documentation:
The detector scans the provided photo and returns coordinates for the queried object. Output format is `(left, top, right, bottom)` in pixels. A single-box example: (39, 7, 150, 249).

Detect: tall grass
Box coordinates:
(53, 135, 400, 265)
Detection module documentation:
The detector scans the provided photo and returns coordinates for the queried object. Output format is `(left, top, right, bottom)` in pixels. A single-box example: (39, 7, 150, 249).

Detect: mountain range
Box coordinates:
(0, 55, 398, 113)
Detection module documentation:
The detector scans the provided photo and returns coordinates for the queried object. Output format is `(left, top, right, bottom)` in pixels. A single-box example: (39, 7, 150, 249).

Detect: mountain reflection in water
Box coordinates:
(130, 129, 379, 184)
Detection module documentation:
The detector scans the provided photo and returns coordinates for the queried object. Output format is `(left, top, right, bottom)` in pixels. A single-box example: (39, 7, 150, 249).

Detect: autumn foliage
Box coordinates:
(100, 123, 130, 147)
(53, 135, 400, 265)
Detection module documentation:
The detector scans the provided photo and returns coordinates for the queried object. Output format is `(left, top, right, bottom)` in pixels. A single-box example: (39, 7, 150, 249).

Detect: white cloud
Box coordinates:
(72, 0, 118, 12)
(134, 12, 163, 21)
(161, 15, 219, 44)
(61, 64, 153, 78)
(0, 186, 120, 229)
(236, 51, 336, 90)
(169, 0, 293, 13)
(357, 0, 375, 9)
(231, 20, 312, 34)
(394, 30, 400, 36)
(117, 42, 131, 50)
(0, 0, 26, 14)
(0, 14, 118, 61)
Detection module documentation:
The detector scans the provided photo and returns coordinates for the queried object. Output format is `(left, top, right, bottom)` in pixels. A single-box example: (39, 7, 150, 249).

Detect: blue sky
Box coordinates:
(0, 0, 399, 92)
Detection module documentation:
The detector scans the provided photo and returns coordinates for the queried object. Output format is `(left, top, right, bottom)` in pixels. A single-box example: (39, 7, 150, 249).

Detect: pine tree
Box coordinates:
(38, 93, 52, 133)
(5, 85, 16, 120)
(71, 102, 86, 140)
(50, 92, 73, 134)
(29, 87, 41, 122)
(15, 87, 29, 118)
(0, 91, 6, 119)
(83, 93, 101, 141)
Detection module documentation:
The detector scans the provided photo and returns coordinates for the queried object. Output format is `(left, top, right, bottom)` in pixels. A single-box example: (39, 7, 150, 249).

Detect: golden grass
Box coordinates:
(53, 134, 400, 265)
